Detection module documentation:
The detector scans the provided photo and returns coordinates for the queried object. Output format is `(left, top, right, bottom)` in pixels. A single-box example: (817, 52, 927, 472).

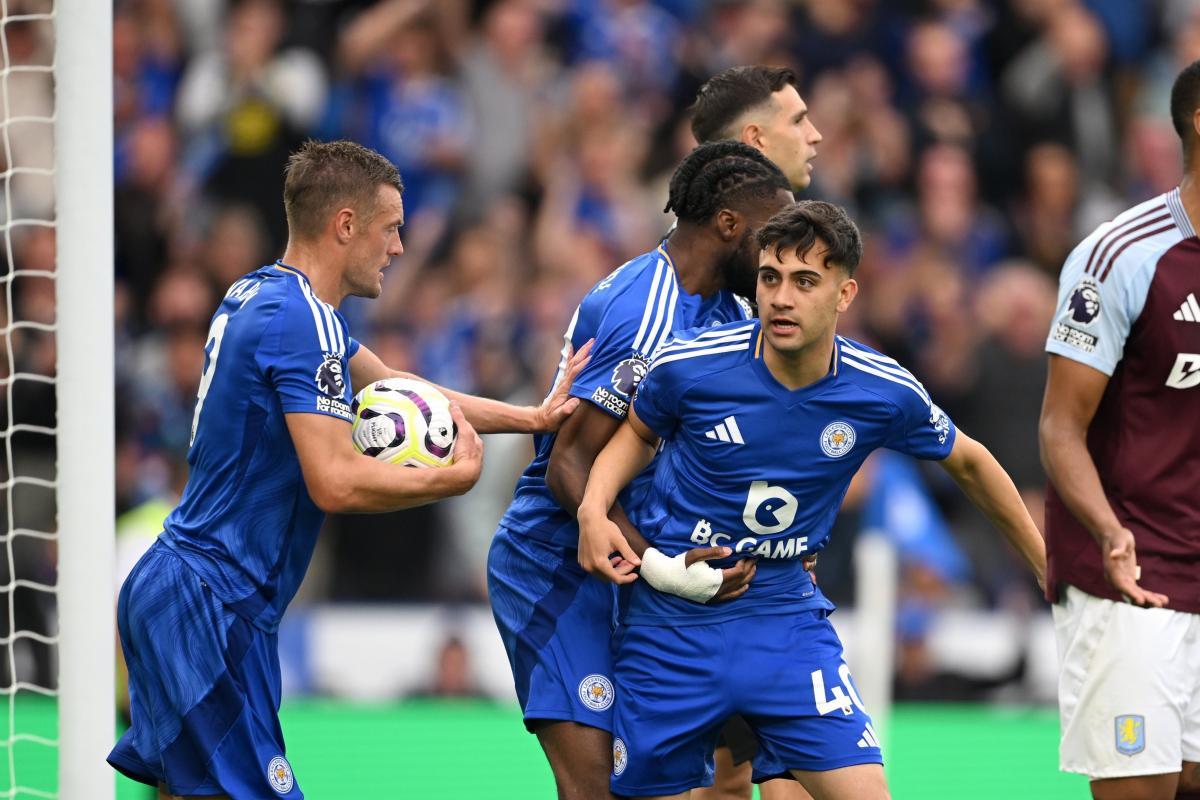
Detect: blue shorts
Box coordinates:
(611, 610, 883, 796)
(487, 525, 617, 733)
(108, 542, 302, 798)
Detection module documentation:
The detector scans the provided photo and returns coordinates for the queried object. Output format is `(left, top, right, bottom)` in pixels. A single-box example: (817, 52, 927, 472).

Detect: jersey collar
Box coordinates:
(656, 243, 685, 292)
(656, 242, 674, 271)
(1167, 186, 1198, 239)
(751, 323, 840, 404)
(273, 259, 312, 285)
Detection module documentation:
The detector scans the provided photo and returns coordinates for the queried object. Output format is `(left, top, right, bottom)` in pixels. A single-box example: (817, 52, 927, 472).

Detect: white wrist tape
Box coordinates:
(639, 547, 722, 603)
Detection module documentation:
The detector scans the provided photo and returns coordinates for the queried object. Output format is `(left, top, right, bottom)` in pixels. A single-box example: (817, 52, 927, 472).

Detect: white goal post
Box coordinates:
(54, 0, 115, 797)
(850, 532, 897, 745)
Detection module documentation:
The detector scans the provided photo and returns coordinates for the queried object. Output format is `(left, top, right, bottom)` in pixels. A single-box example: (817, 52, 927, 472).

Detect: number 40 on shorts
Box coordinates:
(811, 663, 867, 717)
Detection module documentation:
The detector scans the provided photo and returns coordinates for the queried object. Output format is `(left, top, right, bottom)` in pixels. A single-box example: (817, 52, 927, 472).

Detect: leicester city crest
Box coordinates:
(613, 737, 628, 776)
(578, 673, 615, 711)
(820, 421, 856, 458)
(1068, 279, 1101, 325)
(267, 755, 294, 794)
(1115, 715, 1145, 756)
(314, 353, 345, 399)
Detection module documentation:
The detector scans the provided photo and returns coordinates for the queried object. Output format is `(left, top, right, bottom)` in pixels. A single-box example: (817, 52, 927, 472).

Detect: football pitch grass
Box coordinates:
(7, 697, 1087, 797)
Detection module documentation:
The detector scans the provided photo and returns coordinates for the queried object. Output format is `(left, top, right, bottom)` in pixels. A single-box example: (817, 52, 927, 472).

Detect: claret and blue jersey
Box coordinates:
(626, 319, 957, 625)
(160, 261, 360, 633)
(498, 244, 753, 548)
(1042, 186, 1200, 611)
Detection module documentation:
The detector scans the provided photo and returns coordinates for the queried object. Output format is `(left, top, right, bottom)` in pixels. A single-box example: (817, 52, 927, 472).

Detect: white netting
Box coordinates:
(0, 1, 60, 797)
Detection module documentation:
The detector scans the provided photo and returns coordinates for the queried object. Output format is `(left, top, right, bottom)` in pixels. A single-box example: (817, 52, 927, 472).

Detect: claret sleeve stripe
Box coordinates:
(1083, 203, 1168, 277)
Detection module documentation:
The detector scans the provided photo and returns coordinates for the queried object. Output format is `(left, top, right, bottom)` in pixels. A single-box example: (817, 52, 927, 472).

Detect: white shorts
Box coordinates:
(1054, 584, 1200, 779)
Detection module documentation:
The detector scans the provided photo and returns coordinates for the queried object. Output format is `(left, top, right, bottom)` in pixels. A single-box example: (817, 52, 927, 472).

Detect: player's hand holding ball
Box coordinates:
(448, 402, 483, 486)
(351, 377, 483, 492)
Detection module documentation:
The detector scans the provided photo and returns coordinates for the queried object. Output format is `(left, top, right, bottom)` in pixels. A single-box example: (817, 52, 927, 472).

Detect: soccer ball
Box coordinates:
(350, 378, 457, 467)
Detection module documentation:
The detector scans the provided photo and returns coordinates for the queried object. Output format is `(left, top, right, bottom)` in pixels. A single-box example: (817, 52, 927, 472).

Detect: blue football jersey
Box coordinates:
(159, 262, 359, 632)
(498, 244, 753, 548)
(626, 319, 957, 625)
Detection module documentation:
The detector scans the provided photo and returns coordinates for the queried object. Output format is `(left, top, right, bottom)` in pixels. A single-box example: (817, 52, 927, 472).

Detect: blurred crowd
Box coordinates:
(2, 0, 1196, 698)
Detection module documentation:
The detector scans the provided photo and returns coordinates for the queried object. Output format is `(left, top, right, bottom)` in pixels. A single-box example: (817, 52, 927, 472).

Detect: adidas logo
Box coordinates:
(857, 722, 881, 749)
(704, 415, 744, 444)
(1174, 293, 1200, 322)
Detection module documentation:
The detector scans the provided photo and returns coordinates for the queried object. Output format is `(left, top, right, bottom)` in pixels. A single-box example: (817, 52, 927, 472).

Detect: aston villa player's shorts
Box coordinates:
(611, 609, 883, 796)
(1054, 585, 1200, 778)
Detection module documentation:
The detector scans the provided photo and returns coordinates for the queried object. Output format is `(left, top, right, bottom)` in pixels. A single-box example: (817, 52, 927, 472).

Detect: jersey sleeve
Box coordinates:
(886, 386, 957, 461)
(1045, 232, 1154, 375)
(259, 293, 355, 422)
(565, 291, 652, 420)
(630, 351, 685, 440)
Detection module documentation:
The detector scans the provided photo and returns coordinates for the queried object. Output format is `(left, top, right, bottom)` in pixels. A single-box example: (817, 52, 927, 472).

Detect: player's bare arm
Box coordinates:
(286, 405, 483, 513)
(347, 339, 593, 434)
(578, 407, 755, 600)
(553, 401, 756, 595)
(571, 408, 656, 582)
(546, 401, 652, 572)
(1038, 354, 1169, 607)
(937, 430, 1047, 590)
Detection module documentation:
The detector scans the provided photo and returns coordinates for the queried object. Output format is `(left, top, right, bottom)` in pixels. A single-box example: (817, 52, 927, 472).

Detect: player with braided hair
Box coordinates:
(663, 139, 790, 223)
(489, 140, 793, 799)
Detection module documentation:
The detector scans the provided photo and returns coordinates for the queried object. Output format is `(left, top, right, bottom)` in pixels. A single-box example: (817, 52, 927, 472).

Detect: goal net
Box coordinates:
(0, 0, 114, 797)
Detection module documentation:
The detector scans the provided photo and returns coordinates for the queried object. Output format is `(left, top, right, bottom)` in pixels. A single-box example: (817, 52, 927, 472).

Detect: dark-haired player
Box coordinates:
(691, 65, 822, 193)
(1039, 59, 1200, 800)
(580, 201, 1046, 799)
(107, 140, 588, 799)
(488, 141, 793, 799)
